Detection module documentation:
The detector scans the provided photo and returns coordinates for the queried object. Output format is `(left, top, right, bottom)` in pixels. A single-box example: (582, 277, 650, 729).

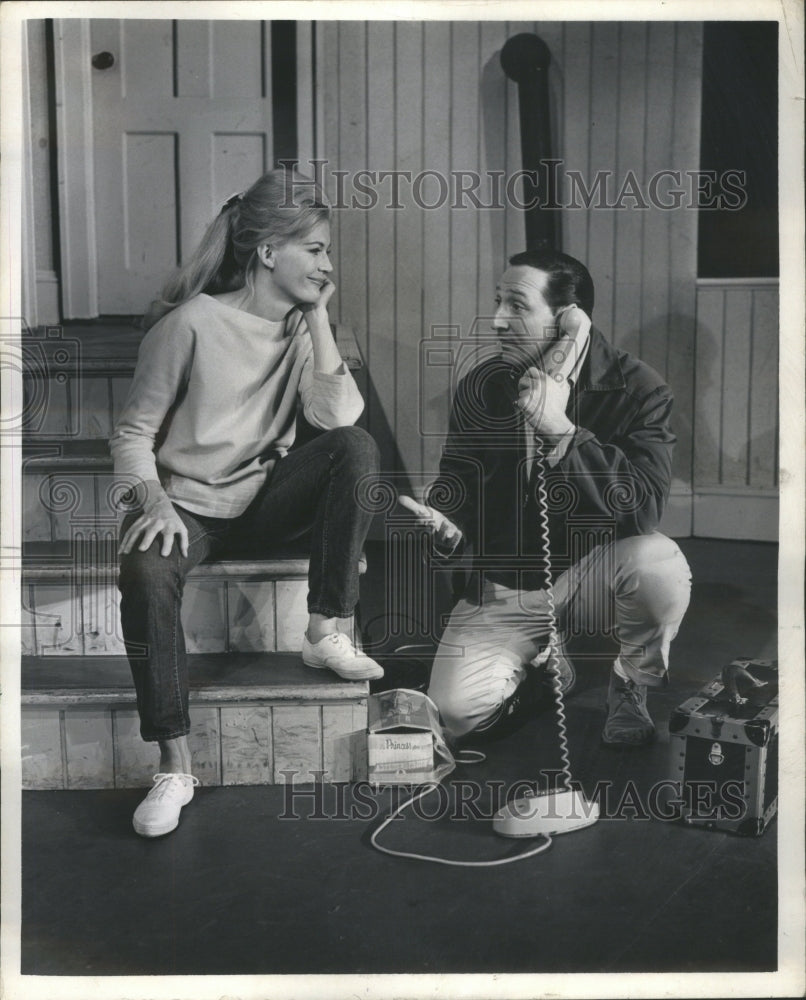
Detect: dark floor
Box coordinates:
(22, 539, 780, 977)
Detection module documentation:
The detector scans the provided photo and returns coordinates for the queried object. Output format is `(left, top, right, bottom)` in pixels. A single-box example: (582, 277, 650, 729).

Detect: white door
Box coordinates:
(55, 18, 315, 317)
(90, 19, 278, 314)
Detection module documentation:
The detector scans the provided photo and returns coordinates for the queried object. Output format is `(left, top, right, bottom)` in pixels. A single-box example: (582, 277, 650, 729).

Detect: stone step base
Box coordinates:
(22, 653, 368, 789)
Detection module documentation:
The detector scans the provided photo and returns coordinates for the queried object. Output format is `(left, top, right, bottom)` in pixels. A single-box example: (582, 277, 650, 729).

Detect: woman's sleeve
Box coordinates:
(109, 315, 194, 484)
(293, 314, 365, 429)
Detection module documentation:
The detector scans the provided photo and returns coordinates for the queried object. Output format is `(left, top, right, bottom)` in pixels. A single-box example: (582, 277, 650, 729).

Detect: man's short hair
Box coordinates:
(508, 247, 595, 318)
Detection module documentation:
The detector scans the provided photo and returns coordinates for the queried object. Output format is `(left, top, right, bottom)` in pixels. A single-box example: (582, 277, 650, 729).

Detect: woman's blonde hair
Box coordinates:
(143, 169, 331, 329)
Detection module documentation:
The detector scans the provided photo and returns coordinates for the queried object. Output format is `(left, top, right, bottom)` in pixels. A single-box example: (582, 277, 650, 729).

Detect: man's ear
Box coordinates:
(257, 244, 274, 269)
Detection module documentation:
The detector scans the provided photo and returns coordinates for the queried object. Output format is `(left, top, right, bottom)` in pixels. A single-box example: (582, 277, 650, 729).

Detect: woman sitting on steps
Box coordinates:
(111, 169, 382, 838)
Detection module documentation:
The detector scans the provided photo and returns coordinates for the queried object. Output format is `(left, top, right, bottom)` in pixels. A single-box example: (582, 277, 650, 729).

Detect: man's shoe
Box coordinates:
(532, 642, 576, 696)
(132, 772, 200, 838)
(302, 632, 384, 680)
(601, 670, 655, 746)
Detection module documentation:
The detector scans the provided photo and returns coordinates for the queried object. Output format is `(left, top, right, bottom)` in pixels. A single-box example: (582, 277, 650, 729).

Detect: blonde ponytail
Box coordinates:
(143, 169, 331, 330)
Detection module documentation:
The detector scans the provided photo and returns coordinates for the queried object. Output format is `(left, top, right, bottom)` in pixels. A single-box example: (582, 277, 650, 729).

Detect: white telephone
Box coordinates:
(539, 302, 591, 383)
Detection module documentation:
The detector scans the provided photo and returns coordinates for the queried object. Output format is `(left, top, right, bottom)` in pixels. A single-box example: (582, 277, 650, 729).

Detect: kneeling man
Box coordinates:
(404, 248, 691, 747)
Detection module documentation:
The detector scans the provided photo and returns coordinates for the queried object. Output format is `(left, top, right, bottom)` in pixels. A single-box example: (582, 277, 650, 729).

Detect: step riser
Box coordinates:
(22, 700, 368, 789)
(23, 469, 118, 545)
(25, 372, 133, 441)
(21, 577, 349, 657)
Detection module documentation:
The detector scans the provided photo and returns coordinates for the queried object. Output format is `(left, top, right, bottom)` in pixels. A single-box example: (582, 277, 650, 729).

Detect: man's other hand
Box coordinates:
(397, 495, 462, 550)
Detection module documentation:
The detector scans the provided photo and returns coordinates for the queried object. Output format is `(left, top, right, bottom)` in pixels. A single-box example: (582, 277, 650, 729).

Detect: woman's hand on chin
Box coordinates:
(298, 277, 335, 326)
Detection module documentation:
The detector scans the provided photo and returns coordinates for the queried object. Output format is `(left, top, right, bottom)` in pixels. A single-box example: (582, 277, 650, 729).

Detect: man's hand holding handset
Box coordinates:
(398, 303, 591, 548)
(516, 302, 591, 437)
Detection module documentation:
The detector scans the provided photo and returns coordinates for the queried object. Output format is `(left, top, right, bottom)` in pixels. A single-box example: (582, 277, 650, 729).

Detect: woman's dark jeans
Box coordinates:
(118, 426, 379, 741)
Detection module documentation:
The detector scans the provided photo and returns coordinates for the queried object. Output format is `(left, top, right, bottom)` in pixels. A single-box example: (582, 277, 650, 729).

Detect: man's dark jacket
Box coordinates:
(428, 327, 675, 594)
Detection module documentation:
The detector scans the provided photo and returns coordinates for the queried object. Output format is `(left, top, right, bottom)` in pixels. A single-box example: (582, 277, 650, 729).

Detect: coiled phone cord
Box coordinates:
(533, 443, 574, 792)
(370, 445, 574, 865)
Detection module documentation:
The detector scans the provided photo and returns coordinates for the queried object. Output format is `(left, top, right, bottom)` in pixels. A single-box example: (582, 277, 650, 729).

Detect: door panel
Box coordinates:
(90, 19, 275, 314)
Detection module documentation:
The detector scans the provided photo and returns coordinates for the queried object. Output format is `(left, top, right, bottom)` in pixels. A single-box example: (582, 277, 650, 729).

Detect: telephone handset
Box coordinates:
(540, 303, 591, 384)
(513, 303, 591, 432)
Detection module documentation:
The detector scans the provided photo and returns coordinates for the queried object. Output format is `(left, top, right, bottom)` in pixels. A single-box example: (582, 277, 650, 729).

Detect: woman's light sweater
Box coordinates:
(110, 294, 365, 518)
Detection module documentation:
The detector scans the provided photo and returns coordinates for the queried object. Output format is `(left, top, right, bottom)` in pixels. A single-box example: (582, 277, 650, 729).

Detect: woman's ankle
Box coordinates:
(306, 614, 339, 643)
(158, 736, 191, 774)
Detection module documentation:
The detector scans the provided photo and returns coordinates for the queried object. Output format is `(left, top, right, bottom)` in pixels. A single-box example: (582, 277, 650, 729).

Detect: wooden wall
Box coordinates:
(318, 20, 704, 497)
(691, 279, 778, 540)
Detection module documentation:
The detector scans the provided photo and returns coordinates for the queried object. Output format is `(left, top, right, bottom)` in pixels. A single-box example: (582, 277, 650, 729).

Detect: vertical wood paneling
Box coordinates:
(586, 22, 620, 345)
(611, 22, 648, 355)
(560, 23, 592, 263)
(421, 21, 453, 478)
(395, 23, 425, 479)
(640, 24, 676, 375)
(721, 288, 753, 485)
(449, 23, 481, 356)
(365, 22, 398, 474)
(747, 288, 778, 488)
(694, 281, 779, 490)
(694, 286, 726, 484)
(335, 23, 368, 363)
(321, 22, 342, 323)
(666, 23, 703, 485)
(323, 21, 706, 502)
(503, 26, 524, 259)
(478, 22, 509, 320)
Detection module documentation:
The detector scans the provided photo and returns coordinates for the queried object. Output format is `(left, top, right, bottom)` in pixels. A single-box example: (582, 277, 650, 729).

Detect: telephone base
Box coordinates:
(493, 788, 599, 839)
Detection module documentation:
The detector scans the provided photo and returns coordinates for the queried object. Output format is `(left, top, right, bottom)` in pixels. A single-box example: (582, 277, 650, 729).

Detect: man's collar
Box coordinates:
(576, 325, 626, 391)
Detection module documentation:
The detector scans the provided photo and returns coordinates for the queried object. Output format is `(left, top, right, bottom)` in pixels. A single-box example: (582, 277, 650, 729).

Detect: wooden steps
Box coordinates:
(21, 552, 314, 659)
(22, 652, 368, 790)
(19, 320, 371, 789)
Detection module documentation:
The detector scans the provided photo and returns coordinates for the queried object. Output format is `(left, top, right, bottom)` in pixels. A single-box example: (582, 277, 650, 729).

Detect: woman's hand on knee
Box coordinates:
(119, 499, 189, 558)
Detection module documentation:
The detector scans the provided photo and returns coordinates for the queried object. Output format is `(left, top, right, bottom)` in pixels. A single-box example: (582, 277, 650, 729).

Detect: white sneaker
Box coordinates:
(302, 632, 384, 680)
(132, 772, 200, 838)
